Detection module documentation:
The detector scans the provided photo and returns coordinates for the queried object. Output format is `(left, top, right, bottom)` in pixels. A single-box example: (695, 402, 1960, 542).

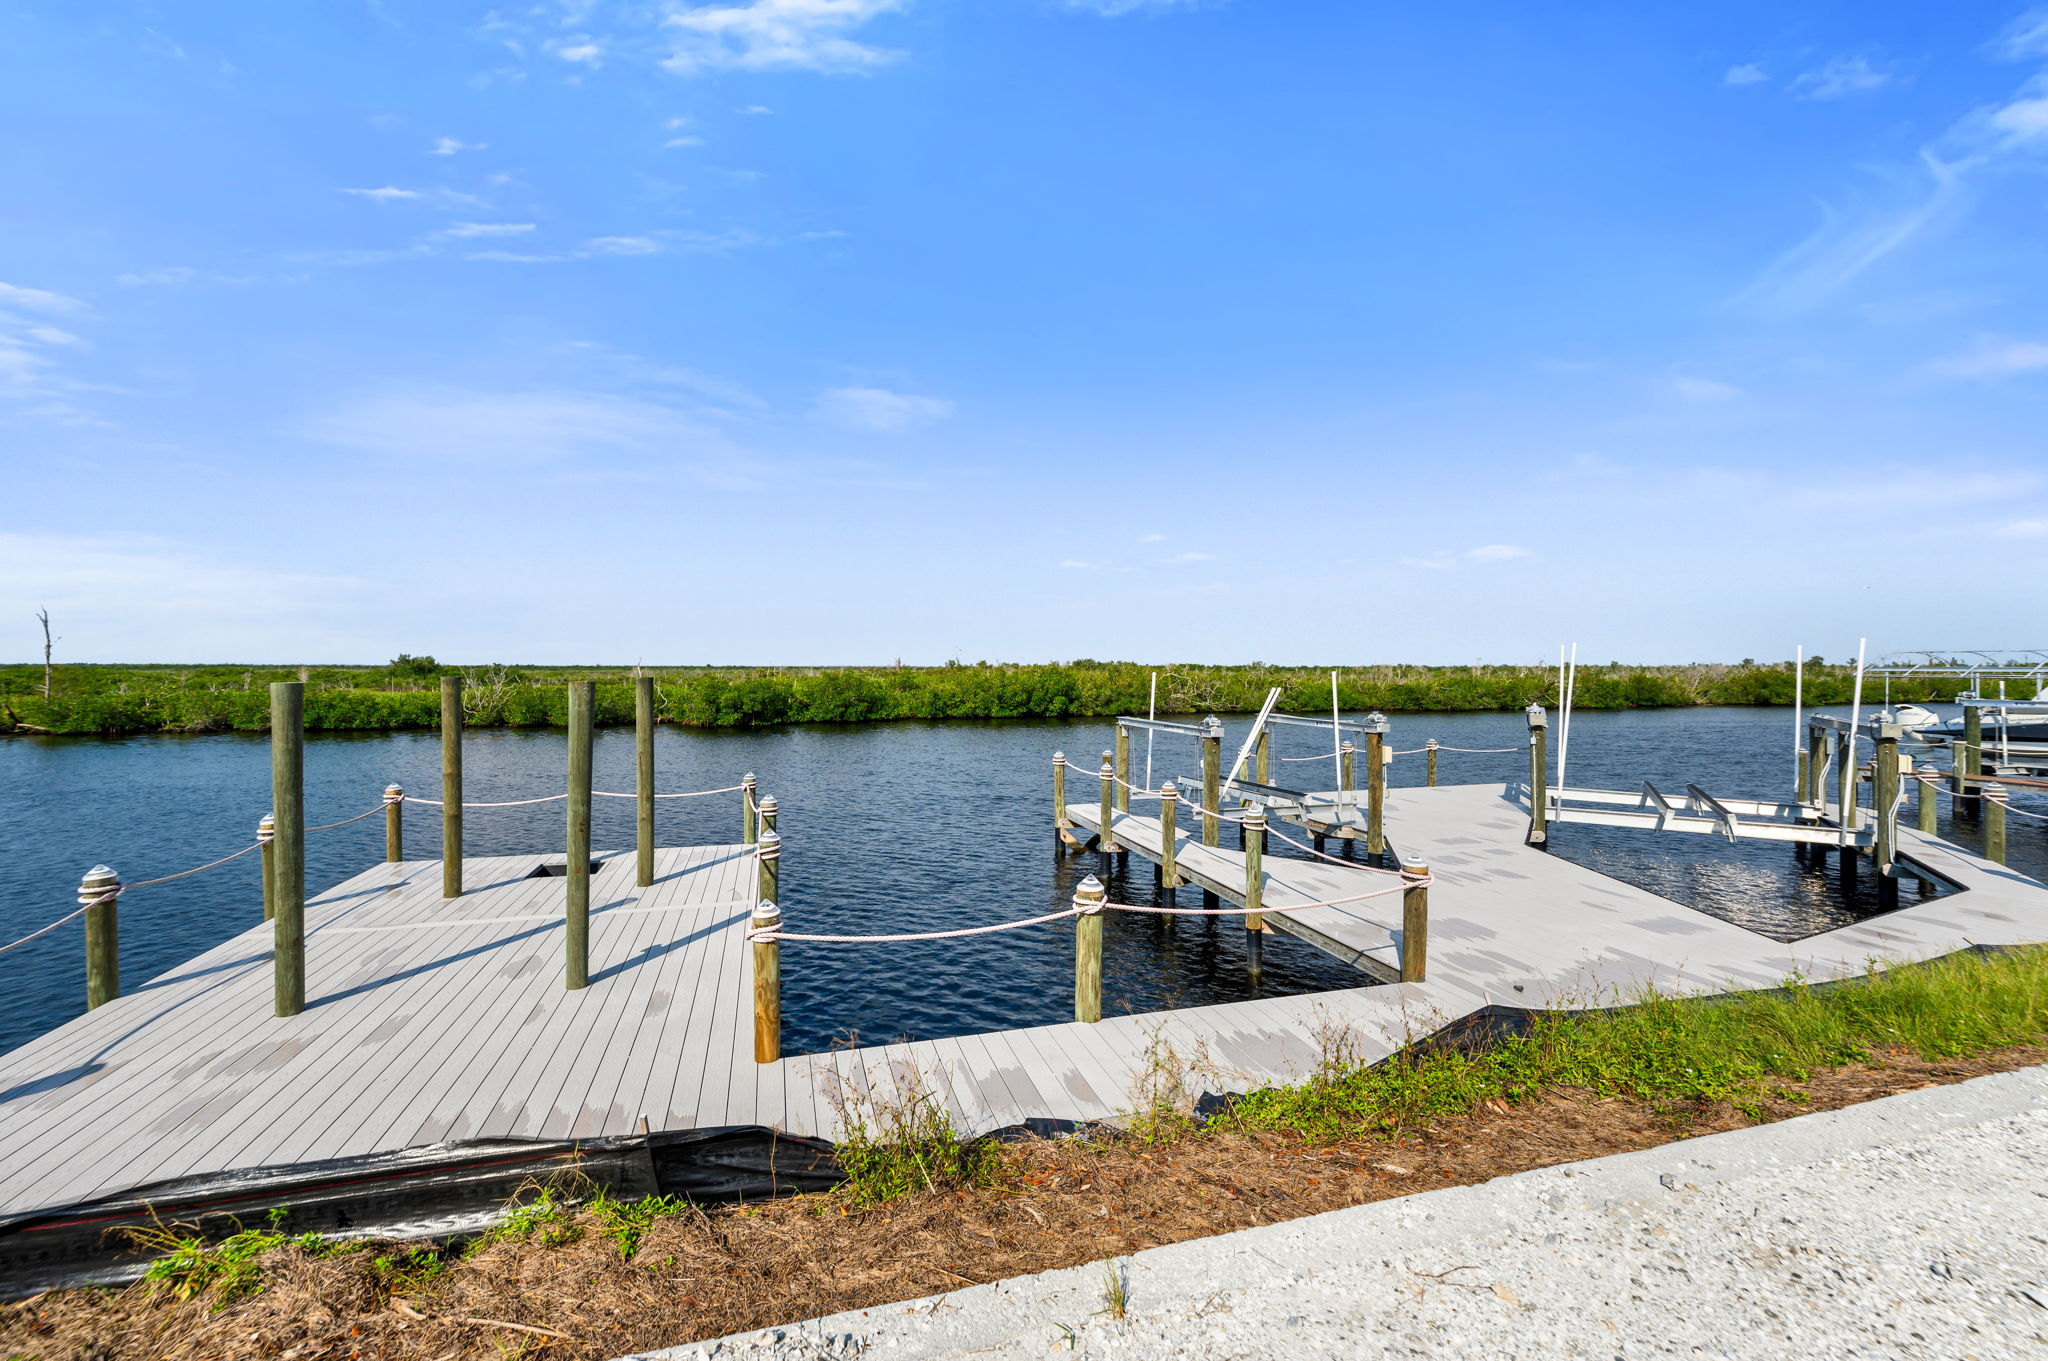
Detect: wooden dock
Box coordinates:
(2, 782, 2045, 1224)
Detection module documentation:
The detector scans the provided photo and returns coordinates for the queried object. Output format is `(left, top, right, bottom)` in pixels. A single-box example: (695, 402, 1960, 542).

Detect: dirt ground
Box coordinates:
(3, 1044, 2041, 1361)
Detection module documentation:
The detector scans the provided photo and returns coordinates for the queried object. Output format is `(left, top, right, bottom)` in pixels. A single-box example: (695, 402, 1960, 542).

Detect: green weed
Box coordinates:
(829, 1069, 1007, 1209)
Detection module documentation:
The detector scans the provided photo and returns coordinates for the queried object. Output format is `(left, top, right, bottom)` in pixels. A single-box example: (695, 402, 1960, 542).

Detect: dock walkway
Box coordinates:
(1, 784, 2043, 1221)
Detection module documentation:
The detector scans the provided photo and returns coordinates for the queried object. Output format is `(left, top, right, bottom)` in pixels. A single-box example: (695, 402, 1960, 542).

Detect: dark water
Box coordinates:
(1, 707, 2040, 1057)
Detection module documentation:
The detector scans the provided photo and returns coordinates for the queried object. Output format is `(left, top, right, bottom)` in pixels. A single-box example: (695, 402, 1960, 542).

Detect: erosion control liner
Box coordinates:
(0, 1126, 840, 1298)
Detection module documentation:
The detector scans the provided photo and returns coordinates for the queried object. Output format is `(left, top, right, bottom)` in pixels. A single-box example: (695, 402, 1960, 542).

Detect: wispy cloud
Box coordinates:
(1062, 0, 1205, 14)
(816, 384, 952, 432)
(1730, 153, 1962, 316)
(299, 386, 729, 466)
(661, 0, 905, 75)
(0, 280, 108, 425)
(1723, 63, 1768, 87)
(1161, 550, 1216, 564)
(1995, 517, 2048, 538)
(339, 185, 490, 210)
(430, 136, 485, 155)
(1667, 375, 1743, 402)
(0, 281, 88, 316)
(438, 221, 537, 238)
(1928, 337, 2048, 378)
(1403, 544, 1535, 569)
(1138, 531, 1166, 543)
(1792, 55, 1895, 101)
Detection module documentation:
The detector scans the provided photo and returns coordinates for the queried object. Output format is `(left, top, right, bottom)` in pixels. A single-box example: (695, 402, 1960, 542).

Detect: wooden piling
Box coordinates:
(742, 773, 758, 844)
(635, 675, 656, 889)
(1959, 706, 1983, 820)
(751, 901, 781, 1063)
(1073, 874, 1105, 1023)
(1255, 729, 1270, 786)
(1159, 782, 1179, 892)
(258, 813, 276, 922)
(1098, 752, 1118, 856)
(1426, 740, 1439, 788)
(1201, 718, 1222, 848)
(1874, 722, 1899, 877)
(1916, 762, 1937, 835)
(271, 681, 305, 1017)
(1340, 740, 1355, 796)
(1805, 725, 1825, 806)
(1115, 725, 1130, 815)
(1399, 860, 1428, 982)
(759, 795, 778, 837)
(1835, 731, 1858, 830)
(1243, 808, 1266, 976)
(757, 828, 781, 905)
(1365, 714, 1388, 857)
(1986, 788, 2008, 866)
(566, 680, 594, 991)
(440, 675, 463, 899)
(1527, 705, 1548, 845)
(1052, 752, 1070, 832)
(80, 865, 119, 1010)
(383, 785, 404, 863)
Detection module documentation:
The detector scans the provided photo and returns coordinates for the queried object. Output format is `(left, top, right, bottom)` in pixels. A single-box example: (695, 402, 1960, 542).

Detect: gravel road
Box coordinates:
(632, 1066, 2048, 1360)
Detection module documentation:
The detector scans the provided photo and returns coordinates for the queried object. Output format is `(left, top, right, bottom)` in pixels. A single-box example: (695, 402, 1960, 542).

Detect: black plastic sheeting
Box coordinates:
(0, 1126, 840, 1298)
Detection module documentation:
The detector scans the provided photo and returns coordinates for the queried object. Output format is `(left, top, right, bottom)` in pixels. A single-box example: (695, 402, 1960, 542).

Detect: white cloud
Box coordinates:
(0, 533, 371, 641)
(298, 387, 723, 464)
(661, 0, 905, 75)
(1667, 375, 1743, 402)
(438, 221, 538, 238)
(339, 185, 487, 208)
(340, 185, 423, 202)
(1792, 55, 1894, 101)
(1929, 338, 2048, 378)
(116, 266, 198, 287)
(0, 281, 88, 316)
(738, 104, 774, 114)
(817, 385, 952, 431)
(664, 135, 705, 148)
(1987, 81, 2048, 148)
(1404, 544, 1535, 569)
(551, 37, 605, 64)
(1058, 559, 1094, 569)
(1723, 63, 1768, 87)
(584, 235, 665, 255)
(1062, 0, 1204, 13)
(1995, 518, 2048, 538)
(1138, 532, 1166, 543)
(24, 326, 89, 350)
(1162, 551, 1217, 564)
(430, 136, 485, 155)
(1731, 152, 1962, 316)
(1996, 9, 2048, 60)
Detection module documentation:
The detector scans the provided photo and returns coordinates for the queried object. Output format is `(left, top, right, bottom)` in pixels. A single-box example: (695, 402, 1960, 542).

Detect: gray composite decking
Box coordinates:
(1, 784, 2043, 1220)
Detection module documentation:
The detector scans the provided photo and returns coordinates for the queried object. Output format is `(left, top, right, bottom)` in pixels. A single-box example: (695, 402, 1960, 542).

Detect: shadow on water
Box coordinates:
(1, 707, 2041, 1055)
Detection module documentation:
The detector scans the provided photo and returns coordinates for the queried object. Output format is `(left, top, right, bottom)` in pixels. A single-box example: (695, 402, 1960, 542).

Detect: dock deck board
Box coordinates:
(2, 783, 2045, 1220)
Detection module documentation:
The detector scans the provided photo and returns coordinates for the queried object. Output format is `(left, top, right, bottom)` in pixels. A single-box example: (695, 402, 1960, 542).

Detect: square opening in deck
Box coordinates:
(526, 860, 603, 878)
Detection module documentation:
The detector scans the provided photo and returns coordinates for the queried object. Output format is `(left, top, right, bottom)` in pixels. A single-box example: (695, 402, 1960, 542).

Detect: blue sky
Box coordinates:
(3, 1, 2046, 666)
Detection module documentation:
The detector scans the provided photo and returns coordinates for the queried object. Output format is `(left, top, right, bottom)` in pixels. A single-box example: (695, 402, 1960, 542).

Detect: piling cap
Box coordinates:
(1073, 874, 1106, 910)
(1160, 779, 1178, 797)
(257, 813, 275, 841)
(758, 794, 778, 811)
(751, 898, 781, 925)
(1340, 739, 1355, 751)
(1053, 751, 1066, 763)
(742, 771, 757, 783)
(1245, 805, 1267, 825)
(82, 864, 118, 884)
(1399, 858, 1429, 879)
(384, 783, 404, 799)
(1363, 712, 1390, 733)
(1202, 716, 1225, 738)
(756, 829, 781, 856)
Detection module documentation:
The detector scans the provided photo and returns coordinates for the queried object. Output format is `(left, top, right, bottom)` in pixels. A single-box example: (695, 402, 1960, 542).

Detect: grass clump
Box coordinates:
(1230, 946, 2048, 1142)
(830, 1070, 1007, 1209)
(129, 1207, 348, 1307)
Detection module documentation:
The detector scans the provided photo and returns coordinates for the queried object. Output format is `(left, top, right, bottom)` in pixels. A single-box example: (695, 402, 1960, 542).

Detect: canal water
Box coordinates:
(1, 707, 2040, 1057)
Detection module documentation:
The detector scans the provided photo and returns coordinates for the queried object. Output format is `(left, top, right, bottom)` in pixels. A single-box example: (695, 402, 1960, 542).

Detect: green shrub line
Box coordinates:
(0, 657, 1966, 736)
(1223, 945, 2048, 1142)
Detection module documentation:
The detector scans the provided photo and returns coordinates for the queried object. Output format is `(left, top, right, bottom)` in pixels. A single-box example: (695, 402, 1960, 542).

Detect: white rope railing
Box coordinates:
(595, 783, 747, 800)
(747, 875, 1429, 943)
(0, 838, 269, 958)
(405, 781, 747, 809)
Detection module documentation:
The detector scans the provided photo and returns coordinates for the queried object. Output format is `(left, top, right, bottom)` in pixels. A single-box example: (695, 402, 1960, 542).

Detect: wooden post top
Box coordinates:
(751, 899, 781, 929)
(1072, 875, 1105, 910)
(1526, 703, 1548, 728)
(78, 865, 119, 898)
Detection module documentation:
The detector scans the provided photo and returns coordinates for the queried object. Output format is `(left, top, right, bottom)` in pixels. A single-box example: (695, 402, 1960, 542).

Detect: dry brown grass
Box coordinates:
(3, 1043, 2039, 1361)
